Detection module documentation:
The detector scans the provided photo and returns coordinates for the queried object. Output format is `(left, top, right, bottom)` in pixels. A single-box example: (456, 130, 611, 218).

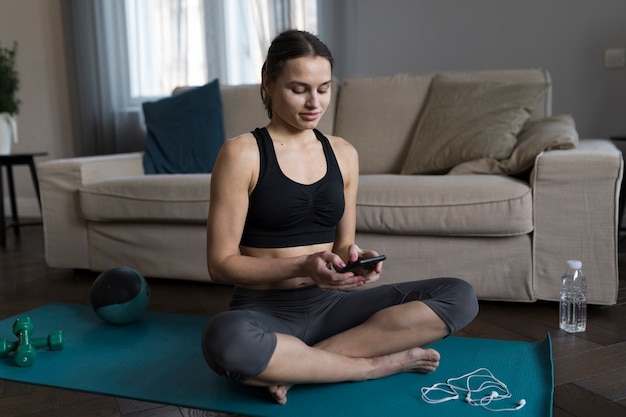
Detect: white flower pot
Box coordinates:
(0, 112, 18, 155)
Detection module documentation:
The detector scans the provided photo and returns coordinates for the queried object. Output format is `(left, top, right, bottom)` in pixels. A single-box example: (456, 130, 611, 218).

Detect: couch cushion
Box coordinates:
(356, 175, 532, 236)
(143, 79, 224, 174)
(438, 68, 552, 120)
(80, 175, 211, 223)
(448, 114, 579, 175)
(335, 69, 552, 175)
(334, 73, 434, 175)
(400, 75, 548, 175)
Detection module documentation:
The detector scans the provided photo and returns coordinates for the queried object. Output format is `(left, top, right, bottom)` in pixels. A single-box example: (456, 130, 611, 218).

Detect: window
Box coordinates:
(124, 0, 318, 100)
(66, 0, 317, 155)
(125, 0, 208, 98)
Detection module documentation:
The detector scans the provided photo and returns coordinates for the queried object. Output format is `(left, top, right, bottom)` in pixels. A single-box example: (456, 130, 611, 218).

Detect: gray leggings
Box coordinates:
(202, 277, 478, 382)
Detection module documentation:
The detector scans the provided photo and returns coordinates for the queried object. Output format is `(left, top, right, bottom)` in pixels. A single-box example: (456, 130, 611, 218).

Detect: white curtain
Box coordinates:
(126, 0, 208, 99)
(63, 0, 317, 156)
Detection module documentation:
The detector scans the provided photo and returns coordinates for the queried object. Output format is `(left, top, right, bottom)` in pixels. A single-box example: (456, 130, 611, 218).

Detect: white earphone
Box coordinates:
(421, 368, 527, 412)
(497, 399, 526, 412)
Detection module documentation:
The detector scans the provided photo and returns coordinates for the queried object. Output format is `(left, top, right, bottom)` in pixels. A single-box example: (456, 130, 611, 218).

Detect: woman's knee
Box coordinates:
(202, 311, 277, 382)
(418, 277, 478, 334)
(441, 277, 479, 331)
(448, 277, 478, 311)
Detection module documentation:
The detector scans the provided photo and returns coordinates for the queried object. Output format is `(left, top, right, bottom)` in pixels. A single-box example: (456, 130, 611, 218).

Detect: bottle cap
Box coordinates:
(566, 260, 582, 269)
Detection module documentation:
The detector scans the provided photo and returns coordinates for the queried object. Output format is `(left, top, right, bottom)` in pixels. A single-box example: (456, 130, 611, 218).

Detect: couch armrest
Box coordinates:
(531, 139, 623, 304)
(38, 152, 145, 269)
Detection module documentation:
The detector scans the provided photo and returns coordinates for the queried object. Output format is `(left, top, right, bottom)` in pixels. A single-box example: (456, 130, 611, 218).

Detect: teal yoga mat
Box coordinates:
(0, 303, 553, 416)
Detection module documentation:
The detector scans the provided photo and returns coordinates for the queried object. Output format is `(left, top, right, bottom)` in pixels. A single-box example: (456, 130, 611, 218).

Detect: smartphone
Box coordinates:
(339, 255, 387, 273)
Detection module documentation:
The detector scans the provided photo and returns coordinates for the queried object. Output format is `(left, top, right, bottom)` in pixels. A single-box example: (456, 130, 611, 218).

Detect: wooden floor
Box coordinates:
(1, 224, 625, 417)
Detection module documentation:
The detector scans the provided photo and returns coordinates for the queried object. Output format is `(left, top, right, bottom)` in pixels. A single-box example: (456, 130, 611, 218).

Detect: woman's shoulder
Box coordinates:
(220, 132, 259, 158)
(225, 131, 258, 147)
(323, 133, 358, 159)
(321, 132, 359, 177)
(212, 132, 260, 176)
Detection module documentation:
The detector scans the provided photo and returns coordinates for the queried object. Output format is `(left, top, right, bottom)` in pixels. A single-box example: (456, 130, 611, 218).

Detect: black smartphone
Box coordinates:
(339, 255, 386, 273)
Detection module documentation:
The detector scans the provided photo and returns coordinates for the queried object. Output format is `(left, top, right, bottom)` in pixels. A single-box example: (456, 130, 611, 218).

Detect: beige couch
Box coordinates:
(38, 69, 623, 305)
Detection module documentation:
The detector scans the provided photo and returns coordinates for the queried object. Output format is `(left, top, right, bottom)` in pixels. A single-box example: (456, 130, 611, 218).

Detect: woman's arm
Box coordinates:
(206, 134, 352, 287)
(331, 135, 359, 261)
(207, 134, 301, 283)
(331, 136, 383, 282)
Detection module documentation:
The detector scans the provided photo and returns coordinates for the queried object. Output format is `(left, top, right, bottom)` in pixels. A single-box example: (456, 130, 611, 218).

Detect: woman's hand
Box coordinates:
(302, 251, 362, 290)
(344, 244, 383, 284)
(305, 245, 383, 290)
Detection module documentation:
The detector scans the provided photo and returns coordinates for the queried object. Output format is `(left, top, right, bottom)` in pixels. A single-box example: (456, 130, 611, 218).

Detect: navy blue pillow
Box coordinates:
(142, 79, 225, 174)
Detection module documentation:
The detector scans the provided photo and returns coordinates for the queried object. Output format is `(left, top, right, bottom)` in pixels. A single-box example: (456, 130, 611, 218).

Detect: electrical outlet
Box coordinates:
(604, 48, 625, 69)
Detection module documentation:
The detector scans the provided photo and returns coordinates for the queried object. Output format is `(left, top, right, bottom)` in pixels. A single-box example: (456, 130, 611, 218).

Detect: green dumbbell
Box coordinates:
(1, 332, 63, 358)
(0, 337, 18, 357)
(12, 317, 36, 367)
(8, 317, 64, 367)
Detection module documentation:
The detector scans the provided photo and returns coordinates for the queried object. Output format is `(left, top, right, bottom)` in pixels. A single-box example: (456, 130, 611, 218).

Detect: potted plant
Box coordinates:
(0, 41, 20, 154)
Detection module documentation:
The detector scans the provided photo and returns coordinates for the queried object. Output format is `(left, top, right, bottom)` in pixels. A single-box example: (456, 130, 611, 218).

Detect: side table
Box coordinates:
(0, 152, 48, 247)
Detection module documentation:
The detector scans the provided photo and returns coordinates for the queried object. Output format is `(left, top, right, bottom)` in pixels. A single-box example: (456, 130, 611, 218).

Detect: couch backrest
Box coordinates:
(217, 68, 552, 174)
(334, 68, 552, 174)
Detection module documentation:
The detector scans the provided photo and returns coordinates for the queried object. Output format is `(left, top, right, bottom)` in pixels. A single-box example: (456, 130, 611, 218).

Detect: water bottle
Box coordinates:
(559, 260, 587, 333)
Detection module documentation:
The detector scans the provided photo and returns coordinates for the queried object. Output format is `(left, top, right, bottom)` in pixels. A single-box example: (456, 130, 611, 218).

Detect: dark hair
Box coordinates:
(261, 30, 334, 119)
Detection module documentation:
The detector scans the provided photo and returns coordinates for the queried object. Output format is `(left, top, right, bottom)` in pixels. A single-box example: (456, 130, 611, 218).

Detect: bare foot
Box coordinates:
(370, 347, 441, 379)
(266, 347, 440, 404)
(403, 347, 440, 373)
(268, 384, 292, 405)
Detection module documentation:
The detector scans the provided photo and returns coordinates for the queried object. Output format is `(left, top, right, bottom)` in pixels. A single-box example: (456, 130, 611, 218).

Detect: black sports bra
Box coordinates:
(240, 128, 345, 248)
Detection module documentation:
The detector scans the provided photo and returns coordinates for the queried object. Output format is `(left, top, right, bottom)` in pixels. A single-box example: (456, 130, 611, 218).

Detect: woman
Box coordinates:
(202, 30, 478, 405)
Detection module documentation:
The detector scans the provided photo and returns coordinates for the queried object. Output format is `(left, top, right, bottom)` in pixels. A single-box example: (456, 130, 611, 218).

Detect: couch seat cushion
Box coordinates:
(80, 174, 211, 223)
(356, 175, 532, 236)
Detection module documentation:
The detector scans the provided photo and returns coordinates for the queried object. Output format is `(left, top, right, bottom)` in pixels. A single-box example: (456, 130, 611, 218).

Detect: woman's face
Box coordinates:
(264, 56, 332, 132)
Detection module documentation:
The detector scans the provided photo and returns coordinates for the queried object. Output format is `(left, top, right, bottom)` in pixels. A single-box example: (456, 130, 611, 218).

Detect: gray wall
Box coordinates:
(0, 0, 73, 218)
(319, 0, 626, 138)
